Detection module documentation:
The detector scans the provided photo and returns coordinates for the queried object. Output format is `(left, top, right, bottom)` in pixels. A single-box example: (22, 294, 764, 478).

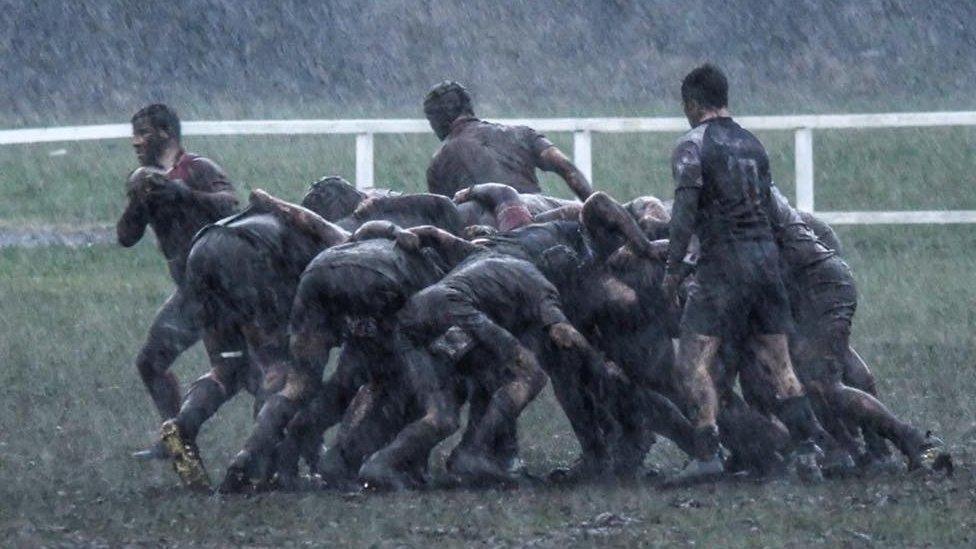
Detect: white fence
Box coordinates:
(3, 111, 976, 224)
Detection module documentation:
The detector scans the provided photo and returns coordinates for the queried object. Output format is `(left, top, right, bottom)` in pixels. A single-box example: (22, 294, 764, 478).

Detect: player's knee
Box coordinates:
(136, 347, 170, 380)
(280, 371, 317, 402)
(424, 411, 459, 438)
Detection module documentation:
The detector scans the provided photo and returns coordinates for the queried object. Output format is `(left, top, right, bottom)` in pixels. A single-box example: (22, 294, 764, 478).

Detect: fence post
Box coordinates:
(355, 132, 374, 190)
(794, 128, 814, 212)
(573, 130, 593, 184)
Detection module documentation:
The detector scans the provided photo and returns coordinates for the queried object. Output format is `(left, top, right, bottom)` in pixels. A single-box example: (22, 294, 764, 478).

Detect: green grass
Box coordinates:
(2, 130, 975, 545)
(1, 222, 974, 546)
(3, 125, 976, 227)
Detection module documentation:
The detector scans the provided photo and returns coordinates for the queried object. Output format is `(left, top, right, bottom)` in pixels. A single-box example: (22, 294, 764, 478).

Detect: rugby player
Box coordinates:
(118, 104, 239, 458)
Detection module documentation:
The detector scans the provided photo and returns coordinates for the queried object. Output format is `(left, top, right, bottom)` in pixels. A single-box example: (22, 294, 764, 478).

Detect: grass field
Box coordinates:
(3, 125, 976, 227)
(2, 131, 976, 546)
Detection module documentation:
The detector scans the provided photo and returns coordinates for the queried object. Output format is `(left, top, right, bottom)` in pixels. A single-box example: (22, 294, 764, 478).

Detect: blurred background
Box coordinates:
(4, 0, 976, 126)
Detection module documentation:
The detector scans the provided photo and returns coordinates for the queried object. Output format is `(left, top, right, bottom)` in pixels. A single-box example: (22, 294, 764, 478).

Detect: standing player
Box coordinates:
(662, 65, 831, 483)
(118, 104, 239, 458)
(424, 81, 593, 200)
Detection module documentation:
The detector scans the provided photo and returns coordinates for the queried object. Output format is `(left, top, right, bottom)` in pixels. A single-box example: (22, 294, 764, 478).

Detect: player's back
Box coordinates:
(687, 117, 775, 252)
(428, 117, 548, 196)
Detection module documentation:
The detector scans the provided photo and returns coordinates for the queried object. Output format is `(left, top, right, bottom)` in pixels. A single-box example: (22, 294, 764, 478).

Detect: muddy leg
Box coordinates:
(842, 346, 891, 460)
(359, 341, 461, 491)
(136, 290, 200, 419)
(450, 344, 547, 484)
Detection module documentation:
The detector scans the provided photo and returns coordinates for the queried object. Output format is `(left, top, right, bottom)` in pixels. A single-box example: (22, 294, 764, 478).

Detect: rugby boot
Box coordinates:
(131, 439, 171, 461)
(820, 447, 857, 479)
(663, 455, 725, 487)
(547, 453, 613, 484)
(789, 440, 825, 484)
(160, 419, 211, 492)
(218, 463, 253, 494)
(909, 432, 952, 475)
(448, 448, 521, 487)
(662, 425, 725, 487)
(359, 454, 423, 492)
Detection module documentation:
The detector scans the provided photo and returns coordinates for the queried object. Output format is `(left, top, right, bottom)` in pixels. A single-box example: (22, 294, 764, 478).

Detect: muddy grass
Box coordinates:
(2, 227, 975, 546)
(0, 225, 114, 248)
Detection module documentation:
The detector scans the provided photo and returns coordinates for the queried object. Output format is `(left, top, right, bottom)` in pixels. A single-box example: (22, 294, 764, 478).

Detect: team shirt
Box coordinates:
(668, 117, 776, 266)
(125, 150, 238, 284)
(426, 116, 556, 197)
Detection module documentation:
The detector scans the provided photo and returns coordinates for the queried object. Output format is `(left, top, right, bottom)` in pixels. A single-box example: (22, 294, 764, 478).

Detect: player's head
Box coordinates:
(131, 103, 181, 166)
(680, 64, 728, 126)
(302, 175, 365, 221)
(625, 196, 671, 240)
(423, 80, 474, 140)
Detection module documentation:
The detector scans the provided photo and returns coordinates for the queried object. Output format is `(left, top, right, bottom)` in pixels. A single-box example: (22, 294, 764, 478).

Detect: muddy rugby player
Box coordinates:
(662, 65, 835, 483)
(117, 104, 240, 458)
(424, 81, 594, 201)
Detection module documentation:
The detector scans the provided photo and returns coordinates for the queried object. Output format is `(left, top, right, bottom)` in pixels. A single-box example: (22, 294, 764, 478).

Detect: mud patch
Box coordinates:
(0, 226, 115, 248)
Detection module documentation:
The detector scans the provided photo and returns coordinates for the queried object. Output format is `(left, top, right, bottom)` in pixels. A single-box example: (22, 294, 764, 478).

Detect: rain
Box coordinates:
(1, 1, 974, 546)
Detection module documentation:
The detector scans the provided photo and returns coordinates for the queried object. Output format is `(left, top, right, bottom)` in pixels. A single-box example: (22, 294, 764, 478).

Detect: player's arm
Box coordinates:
(533, 203, 582, 223)
(454, 183, 533, 231)
(153, 158, 239, 217)
(403, 225, 483, 267)
(536, 145, 593, 201)
(251, 189, 350, 246)
(663, 140, 703, 304)
(582, 191, 659, 259)
(117, 168, 151, 247)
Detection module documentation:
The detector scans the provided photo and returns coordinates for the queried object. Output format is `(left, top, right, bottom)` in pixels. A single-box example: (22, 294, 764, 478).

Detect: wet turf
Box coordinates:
(1, 221, 974, 545)
(2, 125, 976, 226)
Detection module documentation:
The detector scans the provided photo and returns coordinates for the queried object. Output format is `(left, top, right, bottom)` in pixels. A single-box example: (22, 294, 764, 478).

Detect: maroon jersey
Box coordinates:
(426, 116, 555, 198)
(118, 150, 238, 285)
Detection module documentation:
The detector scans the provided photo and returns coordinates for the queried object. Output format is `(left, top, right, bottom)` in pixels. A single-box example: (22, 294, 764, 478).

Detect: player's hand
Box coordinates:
(248, 188, 274, 211)
(603, 360, 629, 384)
(148, 179, 190, 204)
(452, 187, 472, 204)
(395, 229, 421, 252)
(352, 197, 376, 216)
(549, 322, 585, 349)
(661, 272, 682, 312)
(126, 167, 166, 200)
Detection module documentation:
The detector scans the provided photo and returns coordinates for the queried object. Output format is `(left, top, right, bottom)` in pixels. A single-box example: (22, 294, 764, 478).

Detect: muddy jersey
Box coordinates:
(426, 116, 555, 197)
(337, 193, 464, 235)
(306, 238, 448, 297)
(127, 151, 238, 284)
(765, 186, 835, 276)
(520, 194, 576, 216)
(670, 117, 775, 256)
(481, 220, 584, 263)
(441, 254, 568, 331)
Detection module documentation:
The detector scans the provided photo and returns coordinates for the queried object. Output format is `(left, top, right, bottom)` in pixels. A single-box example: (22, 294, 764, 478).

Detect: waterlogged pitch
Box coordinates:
(1, 136, 976, 545)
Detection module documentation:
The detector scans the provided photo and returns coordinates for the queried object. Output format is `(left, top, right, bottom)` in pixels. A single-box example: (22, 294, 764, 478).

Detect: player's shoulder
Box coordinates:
(675, 123, 708, 149)
(185, 153, 225, 173)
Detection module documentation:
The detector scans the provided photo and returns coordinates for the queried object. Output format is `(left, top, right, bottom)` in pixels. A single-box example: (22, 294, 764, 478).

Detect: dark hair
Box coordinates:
(423, 80, 473, 116)
(131, 103, 181, 140)
(680, 64, 728, 110)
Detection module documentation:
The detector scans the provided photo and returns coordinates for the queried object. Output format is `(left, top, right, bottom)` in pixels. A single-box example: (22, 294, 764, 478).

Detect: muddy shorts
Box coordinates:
(790, 256, 857, 337)
(398, 286, 520, 363)
(681, 240, 792, 337)
(788, 257, 857, 381)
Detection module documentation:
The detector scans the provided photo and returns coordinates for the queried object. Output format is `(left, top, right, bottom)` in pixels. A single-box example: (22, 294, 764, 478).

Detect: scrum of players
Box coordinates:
(120, 64, 951, 493)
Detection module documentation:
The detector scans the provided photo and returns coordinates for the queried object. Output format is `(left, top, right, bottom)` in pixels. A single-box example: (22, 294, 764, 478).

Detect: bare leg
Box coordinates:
(674, 332, 722, 460)
(359, 343, 462, 490)
(450, 345, 547, 484)
(136, 290, 200, 419)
